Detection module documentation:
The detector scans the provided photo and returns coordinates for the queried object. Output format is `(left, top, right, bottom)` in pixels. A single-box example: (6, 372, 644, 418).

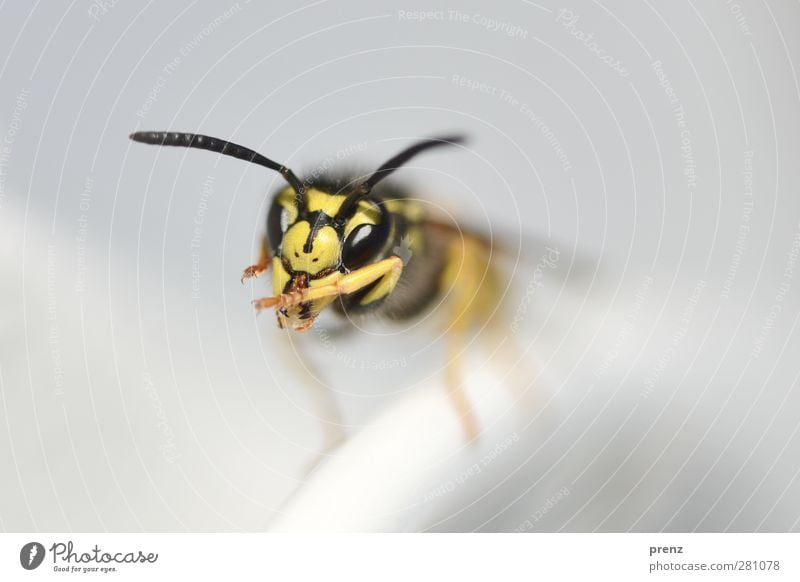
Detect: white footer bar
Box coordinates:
(1, 533, 796, 581)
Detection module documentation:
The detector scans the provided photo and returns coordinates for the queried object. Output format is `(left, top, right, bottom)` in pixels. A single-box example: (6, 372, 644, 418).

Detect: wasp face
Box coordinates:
(267, 185, 390, 331)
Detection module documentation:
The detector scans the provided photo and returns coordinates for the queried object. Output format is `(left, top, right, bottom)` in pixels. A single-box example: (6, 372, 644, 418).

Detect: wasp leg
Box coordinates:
(241, 236, 271, 283)
(440, 234, 500, 441)
(287, 336, 347, 451)
(254, 256, 404, 312)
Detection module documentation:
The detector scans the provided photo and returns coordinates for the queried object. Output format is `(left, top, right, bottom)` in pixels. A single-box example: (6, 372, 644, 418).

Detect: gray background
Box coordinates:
(1, 0, 799, 531)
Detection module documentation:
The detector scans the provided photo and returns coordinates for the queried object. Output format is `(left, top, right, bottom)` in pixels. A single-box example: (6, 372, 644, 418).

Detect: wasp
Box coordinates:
(129, 131, 503, 438)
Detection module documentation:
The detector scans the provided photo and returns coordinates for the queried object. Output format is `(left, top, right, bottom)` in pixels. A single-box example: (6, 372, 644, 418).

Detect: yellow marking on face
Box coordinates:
(272, 257, 291, 296)
(282, 221, 340, 274)
(344, 200, 381, 238)
(275, 188, 299, 223)
(306, 188, 346, 216)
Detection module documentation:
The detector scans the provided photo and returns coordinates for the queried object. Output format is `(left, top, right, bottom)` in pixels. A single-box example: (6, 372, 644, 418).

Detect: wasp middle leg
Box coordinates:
(439, 233, 501, 441)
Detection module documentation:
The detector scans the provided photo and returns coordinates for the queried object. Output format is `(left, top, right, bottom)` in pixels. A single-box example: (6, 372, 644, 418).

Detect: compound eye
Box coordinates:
(342, 221, 388, 270)
(267, 200, 291, 252)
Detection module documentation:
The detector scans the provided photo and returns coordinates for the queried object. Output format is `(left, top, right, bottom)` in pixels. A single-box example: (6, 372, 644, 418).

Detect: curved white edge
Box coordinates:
(267, 352, 548, 532)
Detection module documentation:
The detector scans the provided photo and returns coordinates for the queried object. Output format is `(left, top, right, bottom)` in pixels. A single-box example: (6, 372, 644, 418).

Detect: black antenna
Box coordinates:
(339, 135, 465, 215)
(129, 131, 306, 203)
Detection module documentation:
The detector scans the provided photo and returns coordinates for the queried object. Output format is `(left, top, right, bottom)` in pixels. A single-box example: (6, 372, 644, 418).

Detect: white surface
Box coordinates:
(269, 351, 541, 532)
(2, 0, 800, 532)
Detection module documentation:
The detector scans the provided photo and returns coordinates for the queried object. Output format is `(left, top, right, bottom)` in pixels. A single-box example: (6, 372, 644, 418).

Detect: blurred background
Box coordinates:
(1, 0, 799, 532)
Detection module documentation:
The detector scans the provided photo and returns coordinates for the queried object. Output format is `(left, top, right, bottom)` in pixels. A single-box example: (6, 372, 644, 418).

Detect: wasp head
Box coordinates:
(267, 182, 390, 331)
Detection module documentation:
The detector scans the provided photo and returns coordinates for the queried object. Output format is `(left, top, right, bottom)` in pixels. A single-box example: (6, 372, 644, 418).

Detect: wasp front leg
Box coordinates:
(240, 236, 271, 283)
(253, 256, 404, 312)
